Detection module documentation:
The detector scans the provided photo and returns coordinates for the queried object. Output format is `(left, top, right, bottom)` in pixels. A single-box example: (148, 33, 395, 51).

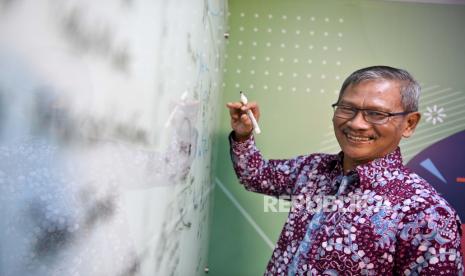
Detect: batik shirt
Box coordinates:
(230, 134, 463, 276)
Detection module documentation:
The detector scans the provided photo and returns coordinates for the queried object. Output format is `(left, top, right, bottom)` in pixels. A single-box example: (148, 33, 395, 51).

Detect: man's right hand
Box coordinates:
(226, 101, 260, 142)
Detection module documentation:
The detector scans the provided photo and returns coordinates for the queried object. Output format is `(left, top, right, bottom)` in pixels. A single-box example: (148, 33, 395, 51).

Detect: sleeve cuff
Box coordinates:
(229, 131, 255, 154)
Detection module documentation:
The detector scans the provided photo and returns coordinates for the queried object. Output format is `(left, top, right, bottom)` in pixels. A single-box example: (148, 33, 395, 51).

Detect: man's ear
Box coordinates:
(402, 112, 421, 138)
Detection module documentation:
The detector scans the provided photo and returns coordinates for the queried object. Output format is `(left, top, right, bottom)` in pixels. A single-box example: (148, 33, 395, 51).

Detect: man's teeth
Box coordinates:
(347, 134, 372, 141)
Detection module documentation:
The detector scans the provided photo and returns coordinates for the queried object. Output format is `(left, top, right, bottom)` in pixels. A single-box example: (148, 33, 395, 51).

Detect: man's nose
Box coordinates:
(347, 111, 371, 128)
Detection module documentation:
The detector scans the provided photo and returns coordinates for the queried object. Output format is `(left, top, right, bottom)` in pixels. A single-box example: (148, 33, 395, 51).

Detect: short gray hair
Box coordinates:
(338, 65, 420, 112)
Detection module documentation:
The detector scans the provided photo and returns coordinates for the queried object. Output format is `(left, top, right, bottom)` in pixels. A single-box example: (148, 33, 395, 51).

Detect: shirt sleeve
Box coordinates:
(394, 200, 464, 275)
(229, 132, 310, 197)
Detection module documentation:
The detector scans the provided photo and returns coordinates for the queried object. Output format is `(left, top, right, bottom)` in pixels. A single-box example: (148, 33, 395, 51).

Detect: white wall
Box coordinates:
(0, 0, 227, 275)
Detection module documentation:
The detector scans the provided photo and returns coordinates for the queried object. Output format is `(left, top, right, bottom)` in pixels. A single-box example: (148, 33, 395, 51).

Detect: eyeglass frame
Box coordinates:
(331, 103, 412, 125)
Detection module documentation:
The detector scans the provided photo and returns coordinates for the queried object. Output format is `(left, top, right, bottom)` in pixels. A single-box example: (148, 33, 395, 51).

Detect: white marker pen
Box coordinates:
(240, 91, 261, 134)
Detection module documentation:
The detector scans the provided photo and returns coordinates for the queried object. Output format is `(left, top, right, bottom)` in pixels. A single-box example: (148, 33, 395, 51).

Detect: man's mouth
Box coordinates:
(345, 133, 375, 143)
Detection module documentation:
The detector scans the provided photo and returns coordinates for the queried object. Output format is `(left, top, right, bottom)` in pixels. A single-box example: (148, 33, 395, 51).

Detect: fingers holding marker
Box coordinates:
(226, 101, 258, 120)
(239, 92, 261, 134)
(226, 93, 261, 135)
(226, 102, 242, 109)
(240, 113, 252, 125)
(226, 102, 242, 119)
(241, 101, 260, 121)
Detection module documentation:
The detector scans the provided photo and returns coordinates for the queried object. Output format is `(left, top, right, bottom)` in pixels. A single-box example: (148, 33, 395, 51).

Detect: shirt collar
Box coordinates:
(333, 147, 404, 189)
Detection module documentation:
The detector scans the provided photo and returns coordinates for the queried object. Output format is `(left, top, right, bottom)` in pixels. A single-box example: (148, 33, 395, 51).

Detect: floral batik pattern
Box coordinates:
(230, 133, 463, 276)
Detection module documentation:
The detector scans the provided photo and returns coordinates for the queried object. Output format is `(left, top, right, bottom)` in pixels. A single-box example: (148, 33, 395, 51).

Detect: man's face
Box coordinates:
(333, 79, 415, 168)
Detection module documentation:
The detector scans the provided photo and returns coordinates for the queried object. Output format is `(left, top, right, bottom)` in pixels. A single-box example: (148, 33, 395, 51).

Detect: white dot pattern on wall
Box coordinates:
(228, 11, 347, 94)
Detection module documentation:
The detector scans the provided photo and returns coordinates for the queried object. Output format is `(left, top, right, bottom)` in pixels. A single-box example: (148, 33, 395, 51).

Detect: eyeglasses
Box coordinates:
(332, 103, 411, 125)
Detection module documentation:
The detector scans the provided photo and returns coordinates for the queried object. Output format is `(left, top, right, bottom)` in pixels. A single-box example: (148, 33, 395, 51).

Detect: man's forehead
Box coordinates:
(339, 79, 403, 108)
(348, 79, 401, 91)
(341, 80, 401, 97)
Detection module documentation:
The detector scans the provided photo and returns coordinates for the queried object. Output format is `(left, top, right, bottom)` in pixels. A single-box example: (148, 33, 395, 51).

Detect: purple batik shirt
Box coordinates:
(230, 134, 463, 276)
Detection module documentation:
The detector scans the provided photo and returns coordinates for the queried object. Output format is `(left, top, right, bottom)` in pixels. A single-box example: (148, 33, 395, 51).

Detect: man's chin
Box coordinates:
(341, 148, 373, 163)
(341, 142, 374, 153)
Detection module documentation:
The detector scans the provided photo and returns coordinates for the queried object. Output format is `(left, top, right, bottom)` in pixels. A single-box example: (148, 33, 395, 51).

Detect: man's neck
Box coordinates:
(343, 158, 365, 174)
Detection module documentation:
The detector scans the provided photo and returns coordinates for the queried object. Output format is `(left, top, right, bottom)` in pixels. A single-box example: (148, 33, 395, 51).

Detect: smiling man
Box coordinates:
(226, 66, 463, 275)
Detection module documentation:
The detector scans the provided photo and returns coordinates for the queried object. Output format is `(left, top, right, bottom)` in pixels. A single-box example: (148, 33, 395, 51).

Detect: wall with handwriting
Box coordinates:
(0, 0, 227, 275)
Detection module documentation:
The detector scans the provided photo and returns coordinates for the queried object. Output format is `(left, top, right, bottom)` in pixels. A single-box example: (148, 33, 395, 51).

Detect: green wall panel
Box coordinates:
(209, 1, 465, 275)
